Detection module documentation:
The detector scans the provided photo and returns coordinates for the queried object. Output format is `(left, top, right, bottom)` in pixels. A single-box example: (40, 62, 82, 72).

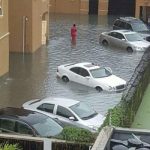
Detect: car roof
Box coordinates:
(117, 17, 143, 24)
(41, 97, 80, 107)
(64, 62, 100, 70)
(111, 30, 136, 35)
(0, 107, 48, 124)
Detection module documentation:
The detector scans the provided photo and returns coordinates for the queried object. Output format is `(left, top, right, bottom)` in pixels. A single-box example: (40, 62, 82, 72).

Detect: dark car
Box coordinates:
(113, 17, 150, 42)
(0, 107, 63, 137)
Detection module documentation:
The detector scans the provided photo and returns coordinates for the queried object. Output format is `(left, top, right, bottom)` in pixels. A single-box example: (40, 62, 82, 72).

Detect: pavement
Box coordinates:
(132, 83, 150, 129)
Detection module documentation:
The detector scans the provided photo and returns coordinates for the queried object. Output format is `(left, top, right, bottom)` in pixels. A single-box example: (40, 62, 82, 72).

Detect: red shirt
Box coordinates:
(71, 26, 77, 37)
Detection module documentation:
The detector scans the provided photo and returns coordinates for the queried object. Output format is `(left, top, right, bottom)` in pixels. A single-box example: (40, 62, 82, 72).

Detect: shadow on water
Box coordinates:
(0, 14, 144, 115)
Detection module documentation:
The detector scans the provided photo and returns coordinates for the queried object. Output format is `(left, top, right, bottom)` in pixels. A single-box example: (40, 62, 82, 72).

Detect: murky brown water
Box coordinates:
(0, 14, 143, 115)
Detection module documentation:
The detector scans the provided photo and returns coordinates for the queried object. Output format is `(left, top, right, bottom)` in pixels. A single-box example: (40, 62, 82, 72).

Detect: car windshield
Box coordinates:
(125, 33, 144, 42)
(32, 117, 63, 137)
(90, 68, 112, 78)
(132, 22, 149, 32)
(70, 102, 97, 120)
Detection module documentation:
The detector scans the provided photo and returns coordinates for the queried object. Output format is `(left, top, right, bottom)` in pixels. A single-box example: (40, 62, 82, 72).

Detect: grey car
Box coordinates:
(99, 30, 150, 52)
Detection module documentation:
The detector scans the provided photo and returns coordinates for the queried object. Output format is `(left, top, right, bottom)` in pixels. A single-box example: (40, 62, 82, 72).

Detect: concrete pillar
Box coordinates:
(80, 0, 89, 14)
(98, 0, 108, 15)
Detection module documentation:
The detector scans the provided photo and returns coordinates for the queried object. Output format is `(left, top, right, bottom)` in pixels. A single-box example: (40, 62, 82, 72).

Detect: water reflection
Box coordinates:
(0, 14, 143, 115)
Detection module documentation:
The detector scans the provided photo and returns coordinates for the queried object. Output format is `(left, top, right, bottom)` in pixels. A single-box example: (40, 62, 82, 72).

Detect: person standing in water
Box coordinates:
(71, 24, 77, 45)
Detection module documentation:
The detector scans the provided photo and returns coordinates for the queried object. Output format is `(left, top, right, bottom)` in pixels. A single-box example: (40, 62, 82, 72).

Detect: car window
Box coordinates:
(125, 23, 132, 30)
(16, 121, 33, 135)
(70, 67, 80, 74)
(109, 32, 118, 38)
(114, 20, 120, 26)
(0, 118, 15, 132)
(37, 103, 54, 113)
(118, 21, 126, 28)
(56, 106, 76, 119)
(79, 68, 90, 77)
(116, 33, 125, 40)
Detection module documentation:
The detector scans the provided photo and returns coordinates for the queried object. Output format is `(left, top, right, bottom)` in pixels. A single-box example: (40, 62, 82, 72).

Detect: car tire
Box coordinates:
(127, 47, 133, 53)
(95, 86, 103, 92)
(102, 40, 108, 46)
(62, 76, 69, 82)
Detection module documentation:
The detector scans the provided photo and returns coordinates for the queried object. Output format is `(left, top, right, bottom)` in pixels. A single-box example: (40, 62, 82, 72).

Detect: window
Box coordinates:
(37, 103, 54, 113)
(116, 33, 125, 40)
(0, 119, 15, 133)
(0, 0, 3, 16)
(70, 67, 80, 74)
(17, 122, 33, 135)
(79, 68, 90, 77)
(125, 23, 132, 30)
(56, 106, 76, 119)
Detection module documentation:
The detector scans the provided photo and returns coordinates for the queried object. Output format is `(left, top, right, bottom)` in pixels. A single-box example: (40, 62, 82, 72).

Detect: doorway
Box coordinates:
(89, 0, 98, 15)
(108, 0, 135, 16)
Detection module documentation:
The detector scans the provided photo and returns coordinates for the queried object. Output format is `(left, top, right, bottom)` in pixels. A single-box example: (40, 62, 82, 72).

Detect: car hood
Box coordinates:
(130, 40, 150, 48)
(81, 113, 105, 129)
(94, 75, 126, 87)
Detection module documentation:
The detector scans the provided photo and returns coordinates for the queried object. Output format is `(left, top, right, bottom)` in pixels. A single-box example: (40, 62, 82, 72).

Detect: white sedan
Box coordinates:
(56, 62, 126, 92)
(99, 30, 150, 52)
(23, 97, 105, 132)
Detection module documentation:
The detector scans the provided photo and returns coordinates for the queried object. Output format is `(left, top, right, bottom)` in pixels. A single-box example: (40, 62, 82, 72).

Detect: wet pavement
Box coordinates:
(0, 14, 143, 115)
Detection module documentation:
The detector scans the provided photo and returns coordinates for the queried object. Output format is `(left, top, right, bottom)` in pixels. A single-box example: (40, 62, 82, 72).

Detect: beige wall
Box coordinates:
(99, 0, 108, 15)
(0, 0, 9, 77)
(49, 0, 108, 15)
(9, 0, 49, 53)
(135, 0, 150, 18)
(32, 0, 49, 52)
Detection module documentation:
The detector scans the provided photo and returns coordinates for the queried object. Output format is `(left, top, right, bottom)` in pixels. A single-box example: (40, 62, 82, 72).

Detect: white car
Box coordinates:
(56, 62, 126, 92)
(22, 97, 105, 132)
(99, 30, 150, 52)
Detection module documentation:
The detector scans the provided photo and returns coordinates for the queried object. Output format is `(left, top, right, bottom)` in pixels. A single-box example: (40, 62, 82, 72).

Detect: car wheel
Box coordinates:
(62, 76, 69, 82)
(127, 47, 133, 53)
(102, 40, 108, 46)
(95, 86, 103, 92)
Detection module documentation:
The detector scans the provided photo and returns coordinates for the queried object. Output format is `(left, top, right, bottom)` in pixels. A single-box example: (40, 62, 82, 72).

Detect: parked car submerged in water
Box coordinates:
(113, 17, 150, 42)
(0, 107, 63, 138)
(99, 30, 150, 52)
(22, 97, 105, 132)
(56, 62, 126, 92)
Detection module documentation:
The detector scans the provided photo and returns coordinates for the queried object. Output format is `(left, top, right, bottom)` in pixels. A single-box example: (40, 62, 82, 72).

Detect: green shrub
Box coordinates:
(0, 143, 21, 150)
(57, 126, 96, 143)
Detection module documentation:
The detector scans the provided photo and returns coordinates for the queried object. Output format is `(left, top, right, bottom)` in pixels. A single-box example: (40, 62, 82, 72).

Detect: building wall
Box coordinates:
(32, 0, 49, 52)
(9, 0, 49, 53)
(0, 0, 9, 77)
(135, 0, 150, 19)
(9, 0, 32, 53)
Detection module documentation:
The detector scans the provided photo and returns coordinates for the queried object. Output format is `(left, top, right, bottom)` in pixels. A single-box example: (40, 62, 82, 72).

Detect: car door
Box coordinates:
(55, 105, 79, 127)
(107, 32, 119, 46)
(69, 67, 90, 86)
(115, 33, 128, 49)
(69, 67, 80, 82)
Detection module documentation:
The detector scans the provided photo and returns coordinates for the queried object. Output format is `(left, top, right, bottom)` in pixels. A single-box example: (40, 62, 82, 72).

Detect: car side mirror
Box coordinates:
(69, 116, 75, 121)
(105, 67, 112, 74)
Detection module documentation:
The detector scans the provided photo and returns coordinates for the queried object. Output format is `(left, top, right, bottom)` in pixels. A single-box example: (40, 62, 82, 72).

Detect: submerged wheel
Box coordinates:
(102, 40, 108, 46)
(127, 47, 133, 53)
(95, 86, 103, 92)
(62, 76, 69, 82)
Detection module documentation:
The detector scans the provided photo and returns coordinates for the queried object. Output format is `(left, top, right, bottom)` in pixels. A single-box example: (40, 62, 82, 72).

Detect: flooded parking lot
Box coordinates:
(0, 14, 143, 115)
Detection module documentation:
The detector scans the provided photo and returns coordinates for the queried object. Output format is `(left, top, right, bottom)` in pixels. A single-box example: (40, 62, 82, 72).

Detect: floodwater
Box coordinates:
(0, 14, 143, 115)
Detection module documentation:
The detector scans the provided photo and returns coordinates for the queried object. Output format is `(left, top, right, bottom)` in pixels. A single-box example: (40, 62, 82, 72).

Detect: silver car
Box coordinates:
(99, 30, 150, 52)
